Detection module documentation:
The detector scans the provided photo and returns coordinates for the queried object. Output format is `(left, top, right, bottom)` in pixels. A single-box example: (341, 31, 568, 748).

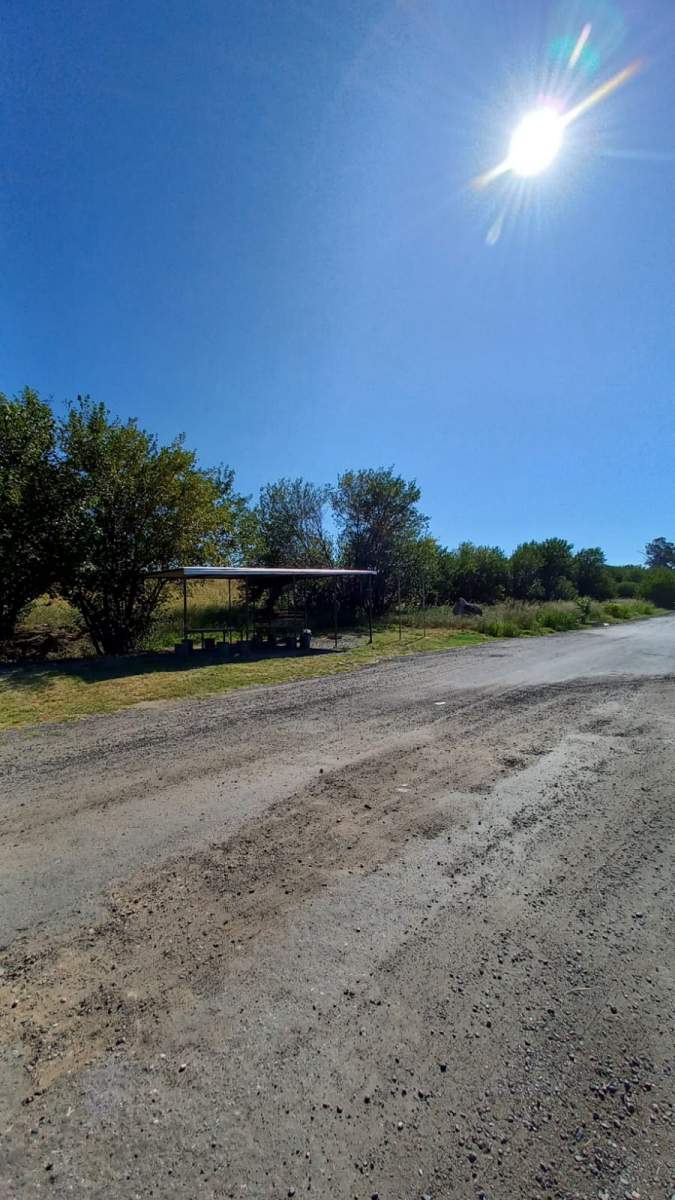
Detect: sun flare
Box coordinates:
(508, 107, 564, 177)
(472, 58, 641, 192)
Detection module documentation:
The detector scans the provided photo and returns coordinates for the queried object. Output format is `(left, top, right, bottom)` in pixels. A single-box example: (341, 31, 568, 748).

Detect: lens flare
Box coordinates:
(568, 22, 592, 69)
(472, 58, 641, 190)
(509, 107, 564, 177)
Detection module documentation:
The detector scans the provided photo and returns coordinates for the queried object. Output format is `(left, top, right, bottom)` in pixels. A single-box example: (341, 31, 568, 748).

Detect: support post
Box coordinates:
(368, 576, 373, 644)
(398, 574, 402, 642)
(182, 576, 188, 641)
(245, 579, 249, 645)
(333, 582, 339, 649)
(422, 572, 426, 638)
(228, 577, 232, 645)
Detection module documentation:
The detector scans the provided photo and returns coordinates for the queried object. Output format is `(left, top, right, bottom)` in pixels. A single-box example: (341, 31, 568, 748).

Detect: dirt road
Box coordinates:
(1, 619, 674, 1198)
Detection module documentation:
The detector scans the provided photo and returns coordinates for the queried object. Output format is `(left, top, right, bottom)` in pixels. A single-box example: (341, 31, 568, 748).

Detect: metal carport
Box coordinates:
(147, 565, 377, 648)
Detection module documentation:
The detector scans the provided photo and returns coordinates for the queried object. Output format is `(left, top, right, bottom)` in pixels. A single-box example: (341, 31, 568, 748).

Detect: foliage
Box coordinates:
(537, 537, 575, 599)
(210, 466, 257, 565)
(575, 595, 593, 622)
(0, 389, 73, 639)
(616, 580, 638, 598)
(640, 567, 675, 609)
(509, 542, 545, 600)
(606, 564, 645, 585)
(645, 536, 675, 570)
(438, 541, 509, 604)
(573, 546, 614, 599)
(254, 478, 332, 567)
(401, 597, 656, 637)
(59, 398, 237, 654)
(510, 538, 575, 601)
(332, 467, 427, 612)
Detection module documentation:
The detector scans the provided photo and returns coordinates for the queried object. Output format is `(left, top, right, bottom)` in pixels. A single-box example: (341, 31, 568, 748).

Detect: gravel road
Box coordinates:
(1, 618, 674, 1199)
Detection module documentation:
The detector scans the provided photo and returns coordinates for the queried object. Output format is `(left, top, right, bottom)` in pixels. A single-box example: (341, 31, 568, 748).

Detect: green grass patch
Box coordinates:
(0, 627, 484, 731)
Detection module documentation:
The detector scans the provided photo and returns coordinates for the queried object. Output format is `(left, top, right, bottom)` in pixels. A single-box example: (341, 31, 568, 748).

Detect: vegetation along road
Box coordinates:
(1, 618, 673, 1199)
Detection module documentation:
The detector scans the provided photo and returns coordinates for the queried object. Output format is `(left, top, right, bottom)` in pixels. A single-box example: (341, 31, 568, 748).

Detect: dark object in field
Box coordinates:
(453, 597, 483, 616)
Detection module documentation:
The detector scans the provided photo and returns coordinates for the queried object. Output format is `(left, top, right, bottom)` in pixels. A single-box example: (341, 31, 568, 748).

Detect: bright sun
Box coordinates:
(508, 107, 564, 177)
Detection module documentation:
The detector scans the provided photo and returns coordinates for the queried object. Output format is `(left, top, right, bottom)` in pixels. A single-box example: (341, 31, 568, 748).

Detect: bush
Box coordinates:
(602, 599, 655, 620)
(640, 568, 675, 609)
(616, 581, 638, 598)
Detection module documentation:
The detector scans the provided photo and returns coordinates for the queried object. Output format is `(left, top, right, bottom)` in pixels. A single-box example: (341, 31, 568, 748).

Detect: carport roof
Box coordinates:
(147, 566, 376, 580)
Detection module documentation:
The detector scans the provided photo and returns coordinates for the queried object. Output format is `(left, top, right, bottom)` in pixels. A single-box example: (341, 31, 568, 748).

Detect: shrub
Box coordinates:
(537, 603, 579, 631)
(602, 599, 655, 620)
(616, 581, 638, 598)
(575, 596, 593, 622)
(640, 569, 675, 609)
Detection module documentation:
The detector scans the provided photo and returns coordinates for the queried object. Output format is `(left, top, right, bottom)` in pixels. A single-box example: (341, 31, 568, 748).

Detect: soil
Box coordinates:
(0, 618, 673, 1199)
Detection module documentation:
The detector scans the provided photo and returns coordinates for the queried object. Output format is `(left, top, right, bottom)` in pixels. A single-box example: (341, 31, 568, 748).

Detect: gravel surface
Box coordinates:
(1, 618, 673, 1199)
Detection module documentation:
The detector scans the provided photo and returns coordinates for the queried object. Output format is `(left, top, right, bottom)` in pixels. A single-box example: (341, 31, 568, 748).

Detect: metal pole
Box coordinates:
(245, 580, 249, 645)
(368, 576, 373, 644)
(333, 582, 338, 649)
(398, 574, 402, 642)
(228, 577, 232, 645)
(182, 577, 188, 641)
(422, 573, 426, 638)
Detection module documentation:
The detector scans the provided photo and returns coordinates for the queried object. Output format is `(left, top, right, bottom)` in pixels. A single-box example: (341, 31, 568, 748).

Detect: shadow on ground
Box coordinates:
(0, 644, 348, 691)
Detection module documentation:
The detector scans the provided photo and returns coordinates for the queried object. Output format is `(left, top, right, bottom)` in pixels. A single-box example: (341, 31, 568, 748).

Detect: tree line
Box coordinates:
(1, 388, 673, 654)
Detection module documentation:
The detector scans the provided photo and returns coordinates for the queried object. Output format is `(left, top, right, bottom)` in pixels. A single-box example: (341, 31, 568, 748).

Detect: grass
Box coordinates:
(401, 597, 658, 638)
(0, 627, 484, 731)
(1, 592, 662, 732)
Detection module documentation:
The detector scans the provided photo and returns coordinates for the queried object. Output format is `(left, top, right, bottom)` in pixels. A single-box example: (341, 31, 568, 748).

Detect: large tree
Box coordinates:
(645, 537, 675, 570)
(510, 541, 545, 601)
(442, 541, 510, 604)
(254, 478, 333, 567)
(59, 397, 240, 654)
(573, 547, 613, 599)
(331, 467, 427, 611)
(510, 538, 575, 601)
(0, 388, 70, 640)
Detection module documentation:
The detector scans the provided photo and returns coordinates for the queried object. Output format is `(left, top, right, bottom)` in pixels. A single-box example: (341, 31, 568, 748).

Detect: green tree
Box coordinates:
(538, 537, 575, 599)
(59, 397, 240, 654)
(645, 537, 675, 570)
(443, 542, 509, 604)
(331, 467, 427, 612)
(0, 388, 70, 640)
(254, 478, 333, 566)
(573, 547, 613, 599)
(395, 536, 444, 605)
(510, 542, 545, 600)
(511, 538, 575, 600)
(606, 564, 645, 586)
(641, 568, 675, 609)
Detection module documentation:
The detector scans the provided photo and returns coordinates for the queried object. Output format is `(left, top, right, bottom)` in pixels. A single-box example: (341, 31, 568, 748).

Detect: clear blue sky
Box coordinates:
(2, 0, 673, 563)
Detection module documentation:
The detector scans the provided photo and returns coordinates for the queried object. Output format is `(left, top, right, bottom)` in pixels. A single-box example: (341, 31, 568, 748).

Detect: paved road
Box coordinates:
(1, 618, 673, 1198)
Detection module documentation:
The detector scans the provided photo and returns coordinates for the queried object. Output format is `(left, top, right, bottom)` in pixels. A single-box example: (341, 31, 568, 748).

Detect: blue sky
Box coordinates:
(2, 0, 673, 563)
